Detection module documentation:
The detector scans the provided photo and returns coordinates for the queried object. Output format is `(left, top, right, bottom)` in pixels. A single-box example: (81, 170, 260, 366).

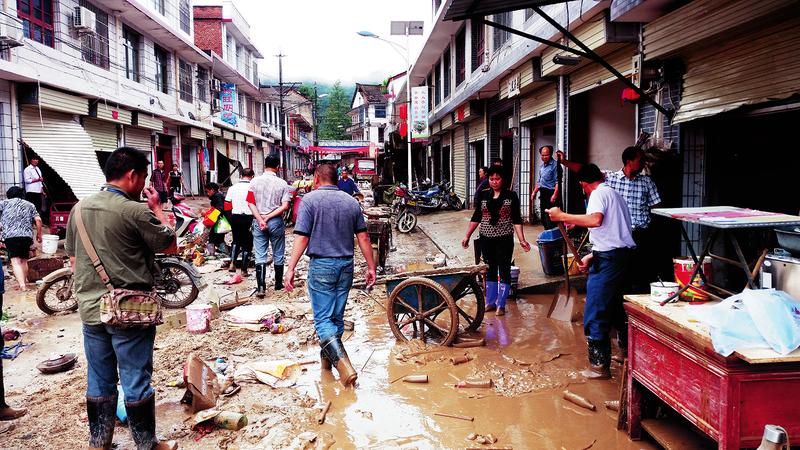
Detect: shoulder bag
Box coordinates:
(73, 202, 163, 327)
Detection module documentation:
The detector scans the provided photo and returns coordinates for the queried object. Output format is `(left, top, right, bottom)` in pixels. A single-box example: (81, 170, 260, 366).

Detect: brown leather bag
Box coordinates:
(73, 202, 163, 327)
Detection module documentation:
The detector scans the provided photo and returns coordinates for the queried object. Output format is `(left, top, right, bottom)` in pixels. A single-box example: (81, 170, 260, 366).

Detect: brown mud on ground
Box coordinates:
(0, 227, 655, 449)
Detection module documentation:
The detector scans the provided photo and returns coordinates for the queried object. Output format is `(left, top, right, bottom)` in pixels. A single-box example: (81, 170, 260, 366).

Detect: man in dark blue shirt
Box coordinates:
(284, 164, 376, 387)
(336, 169, 360, 196)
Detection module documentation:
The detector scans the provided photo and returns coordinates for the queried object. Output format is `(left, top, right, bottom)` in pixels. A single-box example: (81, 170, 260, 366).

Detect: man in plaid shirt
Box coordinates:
(558, 147, 661, 294)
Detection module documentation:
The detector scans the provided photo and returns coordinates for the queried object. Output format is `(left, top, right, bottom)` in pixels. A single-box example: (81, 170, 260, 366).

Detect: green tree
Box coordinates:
(318, 81, 351, 140)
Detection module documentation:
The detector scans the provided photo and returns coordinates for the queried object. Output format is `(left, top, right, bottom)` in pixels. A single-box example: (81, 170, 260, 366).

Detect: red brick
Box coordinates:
(193, 6, 222, 20)
(194, 19, 222, 56)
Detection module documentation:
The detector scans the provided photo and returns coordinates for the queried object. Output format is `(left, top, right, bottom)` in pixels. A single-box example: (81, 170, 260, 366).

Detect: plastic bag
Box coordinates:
(203, 208, 221, 227)
(689, 294, 770, 357)
(741, 289, 800, 355)
(213, 215, 232, 234)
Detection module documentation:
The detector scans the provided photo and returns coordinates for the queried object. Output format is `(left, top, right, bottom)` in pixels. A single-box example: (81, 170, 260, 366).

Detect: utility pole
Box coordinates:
(276, 52, 287, 179)
(312, 84, 319, 165)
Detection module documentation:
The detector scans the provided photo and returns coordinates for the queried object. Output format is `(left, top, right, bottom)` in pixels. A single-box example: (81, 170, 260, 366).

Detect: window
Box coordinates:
(443, 47, 451, 99)
(179, 0, 191, 33)
(196, 67, 209, 103)
(525, 8, 534, 21)
(471, 20, 484, 71)
(179, 59, 193, 102)
(374, 104, 386, 118)
(154, 45, 169, 94)
(493, 12, 511, 51)
(455, 27, 466, 86)
(153, 0, 164, 15)
(80, 1, 109, 69)
(434, 61, 441, 106)
(252, 61, 259, 86)
(17, 0, 54, 47)
(238, 93, 245, 119)
(123, 26, 141, 82)
(378, 127, 385, 143)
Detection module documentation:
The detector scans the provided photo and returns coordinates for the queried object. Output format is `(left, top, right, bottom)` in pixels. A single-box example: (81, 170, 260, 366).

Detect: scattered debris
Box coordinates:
(604, 400, 620, 412)
(434, 411, 474, 421)
(316, 400, 332, 425)
(452, 337, 486, 348)
(450, 355, 472, 365)
(185, 353, 218, 412)
(402, 374, 429, 383)
(36, 353, 77, 374)
(456, 379, 493, 388)
(233, 359, 301, 388)
(214, 411, 248, 430)
(541, 353, 568, 363)
(563, 390, 596, 411)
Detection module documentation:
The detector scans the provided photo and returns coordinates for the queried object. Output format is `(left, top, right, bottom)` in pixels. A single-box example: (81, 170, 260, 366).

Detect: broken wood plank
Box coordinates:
(316, 400, 332, 425)
(563, 390, 596, 411)
(434, 412, 474, 421)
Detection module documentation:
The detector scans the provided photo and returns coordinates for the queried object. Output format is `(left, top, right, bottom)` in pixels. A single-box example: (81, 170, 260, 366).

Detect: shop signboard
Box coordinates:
(410, 86, 429, 142)
(220, 83, 237, 126)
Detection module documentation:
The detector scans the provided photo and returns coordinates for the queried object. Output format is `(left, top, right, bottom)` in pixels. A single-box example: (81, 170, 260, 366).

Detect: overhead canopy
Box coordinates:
(443, 0, 567, 21)
(20, 107, 107, 199)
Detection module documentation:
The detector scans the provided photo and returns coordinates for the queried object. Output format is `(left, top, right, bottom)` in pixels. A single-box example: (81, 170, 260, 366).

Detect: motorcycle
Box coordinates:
(36, 254, 206, 315)
(440, 180, 464, 210)
(387, 184, 419, 233)
(171, 193, 203, 238)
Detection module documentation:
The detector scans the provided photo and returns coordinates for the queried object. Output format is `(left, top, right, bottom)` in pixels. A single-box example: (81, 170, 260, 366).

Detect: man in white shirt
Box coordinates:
(224, 168, 255, 276)
(23, 156, 45, 220)
(547, 163, 635, 380)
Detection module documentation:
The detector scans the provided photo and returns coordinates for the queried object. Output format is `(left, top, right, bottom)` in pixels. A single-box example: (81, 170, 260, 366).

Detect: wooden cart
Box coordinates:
(384, 265, 486, 346)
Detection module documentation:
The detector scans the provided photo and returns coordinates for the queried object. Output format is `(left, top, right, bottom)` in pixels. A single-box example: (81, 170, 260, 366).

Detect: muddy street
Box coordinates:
(0, 226, 653, 449)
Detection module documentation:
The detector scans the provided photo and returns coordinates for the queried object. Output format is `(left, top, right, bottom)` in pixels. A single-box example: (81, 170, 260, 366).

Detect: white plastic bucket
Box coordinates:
(186, 304, 212, 334)
(41, 234, 59, 254)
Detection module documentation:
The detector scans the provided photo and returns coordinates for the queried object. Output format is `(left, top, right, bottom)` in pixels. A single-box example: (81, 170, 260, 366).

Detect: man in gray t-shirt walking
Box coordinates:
(284, 164, 376, 387)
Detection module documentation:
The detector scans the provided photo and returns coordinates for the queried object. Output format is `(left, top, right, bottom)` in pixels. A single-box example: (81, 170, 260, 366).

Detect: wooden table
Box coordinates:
(625, 294, 800, 449)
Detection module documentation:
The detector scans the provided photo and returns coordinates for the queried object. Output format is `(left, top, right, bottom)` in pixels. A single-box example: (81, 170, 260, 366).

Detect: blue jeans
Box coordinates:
(584, 248, 632, 343)
(82, 324, 156, 403)
(252, 216, 285, 265)
(307, 257, 354, 341)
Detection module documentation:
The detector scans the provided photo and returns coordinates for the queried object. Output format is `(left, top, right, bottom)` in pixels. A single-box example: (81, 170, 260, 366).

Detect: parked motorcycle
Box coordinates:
(36, 255, 205, 315)
(171, 194, 203, 238)
(440, 180, 464, 210)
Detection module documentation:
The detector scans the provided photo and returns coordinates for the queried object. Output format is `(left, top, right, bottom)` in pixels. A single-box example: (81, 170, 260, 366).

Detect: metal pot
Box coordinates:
(775, 226, 800, 256)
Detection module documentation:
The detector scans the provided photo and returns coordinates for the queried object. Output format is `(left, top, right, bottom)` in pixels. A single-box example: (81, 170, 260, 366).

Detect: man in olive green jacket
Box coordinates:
(65, 147, 176, 450)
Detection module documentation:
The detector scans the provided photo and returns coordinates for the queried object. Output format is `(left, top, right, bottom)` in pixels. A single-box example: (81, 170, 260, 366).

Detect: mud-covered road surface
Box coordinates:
(0, 218, 655, 449)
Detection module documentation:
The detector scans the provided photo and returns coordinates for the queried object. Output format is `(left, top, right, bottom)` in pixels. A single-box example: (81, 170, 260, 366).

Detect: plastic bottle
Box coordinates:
(213, 357, 227, 375)
(270, 323, 290, 334)
(115, 385, 127, 423)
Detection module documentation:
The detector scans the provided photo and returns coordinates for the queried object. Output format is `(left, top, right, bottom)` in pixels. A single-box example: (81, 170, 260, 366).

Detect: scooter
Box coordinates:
(171, 193, 204, 238)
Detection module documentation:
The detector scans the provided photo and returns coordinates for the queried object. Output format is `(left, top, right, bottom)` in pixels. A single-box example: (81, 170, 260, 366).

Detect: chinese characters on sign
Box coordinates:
(507, 73, 520, 98)
(220, 83, 238, 126)
(410, 86, 429, 141)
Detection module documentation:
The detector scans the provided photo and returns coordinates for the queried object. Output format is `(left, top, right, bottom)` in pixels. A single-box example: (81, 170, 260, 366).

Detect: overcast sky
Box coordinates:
(231, 0, 432, 84)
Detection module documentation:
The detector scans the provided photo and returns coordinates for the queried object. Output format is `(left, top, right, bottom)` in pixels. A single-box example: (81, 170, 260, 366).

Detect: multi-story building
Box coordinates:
(348, 83, 388, 150)
(192, 0, 266, 184)
(0, 0, 267, 208)
(405, 0, 800, 239)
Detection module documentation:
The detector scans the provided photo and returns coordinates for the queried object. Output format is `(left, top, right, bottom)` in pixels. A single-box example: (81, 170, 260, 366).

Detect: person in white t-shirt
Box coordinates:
(23, 156, 45, 219)
(547, 163, 635, 380)
(224, 168, 255, 276)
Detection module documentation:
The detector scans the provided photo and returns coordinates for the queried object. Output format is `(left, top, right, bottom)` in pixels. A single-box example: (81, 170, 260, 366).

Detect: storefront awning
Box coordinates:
(20, 107, 107, 199)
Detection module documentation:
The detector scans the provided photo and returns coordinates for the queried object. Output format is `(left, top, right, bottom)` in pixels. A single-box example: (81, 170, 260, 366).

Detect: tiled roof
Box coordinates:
(357, 83, 387, 104)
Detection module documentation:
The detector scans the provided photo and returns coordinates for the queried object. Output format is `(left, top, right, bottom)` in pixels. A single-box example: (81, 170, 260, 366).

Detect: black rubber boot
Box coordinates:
(274, 265, 284, 291)
(255, 263, 266, 298)
(320, 336, 357, 387)
(125, 395, 177, 450)
(86, 397, 116, 449)
(228, 245, 239, 272)
(583, 340, 611, 380)
(240, 251, 250, 277)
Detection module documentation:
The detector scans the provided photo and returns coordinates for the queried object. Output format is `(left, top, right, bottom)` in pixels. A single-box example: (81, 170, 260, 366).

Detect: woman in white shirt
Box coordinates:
(224, 168, 255, 276)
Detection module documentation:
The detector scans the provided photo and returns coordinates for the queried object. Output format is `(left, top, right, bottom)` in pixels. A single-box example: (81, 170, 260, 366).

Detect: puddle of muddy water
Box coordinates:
(301, 294, 658, 450)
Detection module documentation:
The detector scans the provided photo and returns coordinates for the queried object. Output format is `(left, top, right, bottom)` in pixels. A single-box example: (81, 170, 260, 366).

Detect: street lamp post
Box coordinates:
(312, 88, 329, 165)
(358, 21, 422, 188)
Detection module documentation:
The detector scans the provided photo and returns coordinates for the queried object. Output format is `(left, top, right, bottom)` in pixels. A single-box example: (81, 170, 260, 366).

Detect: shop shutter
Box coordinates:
(132, 112, 163, 131)
(520, 85, 557, 122)
(83, 118, 118, 152)
(20, 107, 106, 199)
(643, 0, 796, 61)
(453, 126, 467, 201)
(673, 16, 800, 124)
(441, 112, 453, 130)
(541, 14, 609, 76)
(125, 127, 152, 153)
(36, 87, 89, 115)
(469, 117, 486, 142)
(569, 46, 635, 96)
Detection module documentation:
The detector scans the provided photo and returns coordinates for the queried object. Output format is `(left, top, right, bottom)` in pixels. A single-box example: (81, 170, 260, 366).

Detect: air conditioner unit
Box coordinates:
(73, 6, 96, 33)
(0, 15, 24, 47)
(212, 98, 221, 112)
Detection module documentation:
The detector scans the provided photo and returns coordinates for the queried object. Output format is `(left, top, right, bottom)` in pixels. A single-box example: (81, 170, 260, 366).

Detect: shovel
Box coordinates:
(547, 222, 582, 322)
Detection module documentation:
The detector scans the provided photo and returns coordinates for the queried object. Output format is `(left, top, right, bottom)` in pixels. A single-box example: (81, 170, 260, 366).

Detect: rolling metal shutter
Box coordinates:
(520, 86, 557, 122)
(569, 46, 635, 96)
(83, 118, 118, 152)
(643, 0, 796, 61)
(37, 87, 89, 115)
(125, 127, 152, 153)
(452, 126, 467, 201)
(20, 107, 106, 199)
(673, 17, 800, 124)
(469, 117, 486, 142)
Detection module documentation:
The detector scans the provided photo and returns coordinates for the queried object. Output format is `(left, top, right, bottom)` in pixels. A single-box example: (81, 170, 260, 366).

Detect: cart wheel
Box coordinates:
(452, 274, 486, 332)
(386, 277, 459, 346)
(397, 211, 417, 233)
